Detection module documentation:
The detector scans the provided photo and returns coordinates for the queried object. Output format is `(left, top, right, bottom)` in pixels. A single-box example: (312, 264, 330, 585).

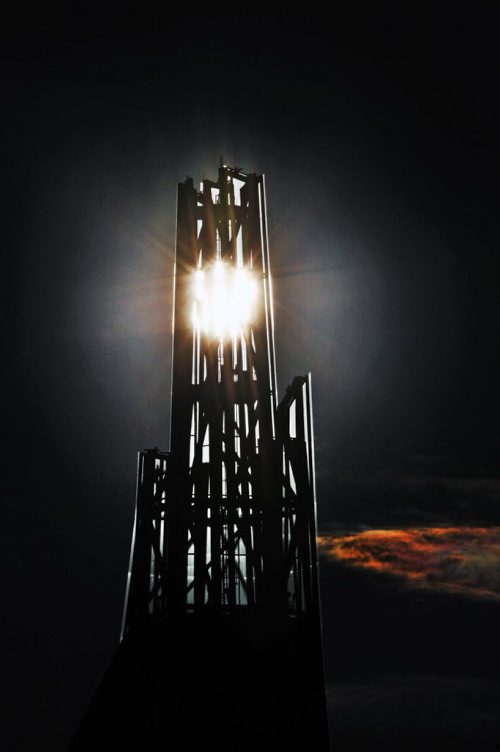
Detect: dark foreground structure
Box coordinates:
(71, 166, 329, 750)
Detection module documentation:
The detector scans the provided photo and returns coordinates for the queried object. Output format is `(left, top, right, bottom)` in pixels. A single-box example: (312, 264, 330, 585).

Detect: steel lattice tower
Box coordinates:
(71, 166, 329, 751)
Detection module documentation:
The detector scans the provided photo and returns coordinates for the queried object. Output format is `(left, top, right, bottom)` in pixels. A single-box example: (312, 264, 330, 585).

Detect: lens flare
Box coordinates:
(192, 261, 257, 338)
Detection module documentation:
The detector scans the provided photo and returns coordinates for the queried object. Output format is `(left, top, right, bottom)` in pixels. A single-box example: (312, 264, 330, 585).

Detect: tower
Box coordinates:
(71, 166, 329, 751)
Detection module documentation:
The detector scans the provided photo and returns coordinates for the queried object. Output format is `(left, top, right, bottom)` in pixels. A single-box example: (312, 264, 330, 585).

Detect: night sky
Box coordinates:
(3, 8, 500, 750)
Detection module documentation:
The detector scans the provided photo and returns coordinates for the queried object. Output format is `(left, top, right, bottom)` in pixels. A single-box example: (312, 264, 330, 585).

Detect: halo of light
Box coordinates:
(192, 261, 258, 338)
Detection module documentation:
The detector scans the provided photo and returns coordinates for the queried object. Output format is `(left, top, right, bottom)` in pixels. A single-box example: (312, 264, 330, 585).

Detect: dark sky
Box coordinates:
(2, 7, 500, 750)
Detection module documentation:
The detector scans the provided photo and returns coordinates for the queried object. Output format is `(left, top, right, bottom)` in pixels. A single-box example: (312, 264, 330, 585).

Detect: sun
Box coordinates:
(192, 260, 258, 338)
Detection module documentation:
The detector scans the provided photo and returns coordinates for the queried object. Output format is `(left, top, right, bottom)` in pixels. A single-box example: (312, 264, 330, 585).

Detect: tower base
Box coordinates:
(70, 613, 329, 751)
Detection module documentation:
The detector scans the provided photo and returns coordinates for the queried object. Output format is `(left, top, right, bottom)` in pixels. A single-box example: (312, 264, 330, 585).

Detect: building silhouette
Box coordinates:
(70, 165, 329, 751)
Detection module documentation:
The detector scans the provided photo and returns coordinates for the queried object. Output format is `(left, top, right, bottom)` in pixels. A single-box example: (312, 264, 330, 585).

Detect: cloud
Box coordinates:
(327, 674, 500, 750)
(318, 526, 500, 600)
(319, 463, 500, 531)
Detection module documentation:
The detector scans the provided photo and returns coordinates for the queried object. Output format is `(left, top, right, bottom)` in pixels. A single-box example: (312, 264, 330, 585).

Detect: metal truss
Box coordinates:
(122, 166, 321, 634)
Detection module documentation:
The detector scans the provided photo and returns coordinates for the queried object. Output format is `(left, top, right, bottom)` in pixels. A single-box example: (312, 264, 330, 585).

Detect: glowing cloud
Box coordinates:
(317, 526, 500, 600)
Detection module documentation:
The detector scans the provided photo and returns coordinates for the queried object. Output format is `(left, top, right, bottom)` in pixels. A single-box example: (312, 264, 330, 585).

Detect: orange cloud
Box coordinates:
(317, 526, 500, 599)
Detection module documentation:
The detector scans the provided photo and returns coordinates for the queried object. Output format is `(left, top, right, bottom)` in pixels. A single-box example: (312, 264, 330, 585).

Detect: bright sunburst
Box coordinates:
(192, 261, 258, 338)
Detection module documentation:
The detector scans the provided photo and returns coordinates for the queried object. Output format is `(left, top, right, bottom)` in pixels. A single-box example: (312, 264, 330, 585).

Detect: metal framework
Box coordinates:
(122, 166, 322, 632)
(71, 165, 329, 751)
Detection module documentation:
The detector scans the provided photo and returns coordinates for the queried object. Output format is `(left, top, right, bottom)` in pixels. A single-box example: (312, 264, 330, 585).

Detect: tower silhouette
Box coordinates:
(71, 166, 329, 751)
